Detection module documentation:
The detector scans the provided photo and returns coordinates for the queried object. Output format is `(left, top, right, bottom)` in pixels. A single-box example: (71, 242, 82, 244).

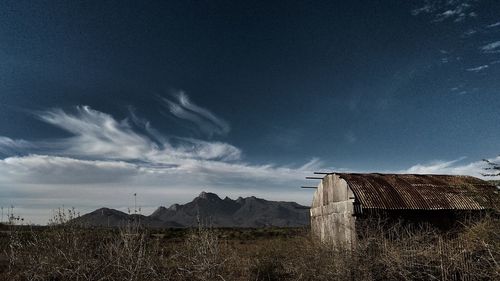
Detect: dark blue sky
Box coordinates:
(0, 0, 499, 223)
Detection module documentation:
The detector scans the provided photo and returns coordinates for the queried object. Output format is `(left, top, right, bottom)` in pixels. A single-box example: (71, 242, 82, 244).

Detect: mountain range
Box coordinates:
(73, 192, 310, 228)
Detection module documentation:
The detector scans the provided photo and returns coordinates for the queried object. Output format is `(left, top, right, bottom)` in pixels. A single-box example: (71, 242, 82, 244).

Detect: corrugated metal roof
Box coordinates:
(336, 173, 498, 210)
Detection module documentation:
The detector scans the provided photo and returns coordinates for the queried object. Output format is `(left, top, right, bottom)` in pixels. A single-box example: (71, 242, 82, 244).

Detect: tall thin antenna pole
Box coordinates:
(134, 193, 137, 214)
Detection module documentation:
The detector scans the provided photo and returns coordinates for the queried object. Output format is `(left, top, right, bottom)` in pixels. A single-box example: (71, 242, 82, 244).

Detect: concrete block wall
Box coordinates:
(310, 174, 356, 247)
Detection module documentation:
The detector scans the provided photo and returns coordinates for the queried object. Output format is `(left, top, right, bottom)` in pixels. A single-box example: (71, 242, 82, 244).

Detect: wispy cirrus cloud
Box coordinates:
(466, 64, 489, 72)
(486, 21, 500, 28)
(162, 91, 230, 137)
(31, 105, 240, 162)
(402, 156, 500, 180)
(38, 106, 157, 160)
(0, 155, 139, 185)
(0, 137, 33, 155)
(480, 41, 500, 53)
(462, 28, 477, 37)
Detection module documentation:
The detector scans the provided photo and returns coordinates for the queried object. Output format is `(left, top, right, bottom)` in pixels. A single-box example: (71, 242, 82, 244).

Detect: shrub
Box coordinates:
(172, 224, 230, 281)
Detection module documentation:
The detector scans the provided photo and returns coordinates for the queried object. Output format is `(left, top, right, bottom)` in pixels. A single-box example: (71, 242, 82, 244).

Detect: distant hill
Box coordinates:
(73, 192, 310, 228)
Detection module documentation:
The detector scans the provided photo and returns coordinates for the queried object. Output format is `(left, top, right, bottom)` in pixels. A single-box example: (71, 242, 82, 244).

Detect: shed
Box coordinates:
(309, 173, 498, 246)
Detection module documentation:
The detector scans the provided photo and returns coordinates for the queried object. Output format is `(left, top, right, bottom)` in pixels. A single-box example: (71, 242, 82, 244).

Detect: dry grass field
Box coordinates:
(0, 211, 499, 281)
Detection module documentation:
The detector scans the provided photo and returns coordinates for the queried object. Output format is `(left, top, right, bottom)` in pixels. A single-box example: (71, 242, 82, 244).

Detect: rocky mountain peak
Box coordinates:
(197, 191, 221, 201)
(168, 204, 180, 211)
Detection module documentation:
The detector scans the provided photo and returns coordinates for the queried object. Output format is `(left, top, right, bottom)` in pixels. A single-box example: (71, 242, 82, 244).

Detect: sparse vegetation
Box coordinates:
(1, 209, 499, 281)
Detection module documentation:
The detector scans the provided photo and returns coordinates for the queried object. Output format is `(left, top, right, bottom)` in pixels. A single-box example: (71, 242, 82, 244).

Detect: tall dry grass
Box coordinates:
(3, 210, 499, 281)
(7, 209, 170, 281)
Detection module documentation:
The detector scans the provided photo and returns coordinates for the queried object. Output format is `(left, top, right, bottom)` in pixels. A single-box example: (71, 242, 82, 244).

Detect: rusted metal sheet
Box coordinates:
(336, 173, 497, 211)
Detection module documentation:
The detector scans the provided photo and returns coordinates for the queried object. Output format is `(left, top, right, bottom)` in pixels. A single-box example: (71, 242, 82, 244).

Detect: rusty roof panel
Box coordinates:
(337, 173, 497, 210)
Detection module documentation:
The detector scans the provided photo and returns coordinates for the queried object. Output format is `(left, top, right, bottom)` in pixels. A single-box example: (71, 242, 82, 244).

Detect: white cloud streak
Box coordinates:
(162, 91, 230, 137)
(402, 156, 500, 180)
(486, 22, 500, 28)
(39, 106, 157, 160)
(0, 155, 139, 184)
(33, 105, 240, 163)
(466, 64, 489, 72)
(0, 137, 33, 155)
(480, 41, 500, 53)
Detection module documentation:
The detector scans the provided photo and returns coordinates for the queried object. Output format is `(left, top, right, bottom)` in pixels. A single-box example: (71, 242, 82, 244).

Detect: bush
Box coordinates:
(249, 248, 289, 281)
(171, 225, 230, 281)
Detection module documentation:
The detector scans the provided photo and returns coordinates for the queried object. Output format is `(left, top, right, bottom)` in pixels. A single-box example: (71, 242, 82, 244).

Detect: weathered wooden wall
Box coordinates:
(310, 174, 356, 246)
